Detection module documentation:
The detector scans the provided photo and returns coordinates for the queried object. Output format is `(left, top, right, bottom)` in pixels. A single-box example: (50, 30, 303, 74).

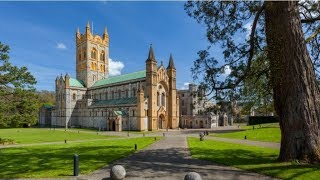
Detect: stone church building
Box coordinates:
(48, 23, 179, 131)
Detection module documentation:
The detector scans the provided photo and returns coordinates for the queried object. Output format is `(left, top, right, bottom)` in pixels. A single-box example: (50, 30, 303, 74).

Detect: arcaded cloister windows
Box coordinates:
(91, 48, 97, 59)
(132, 88, 136, 97)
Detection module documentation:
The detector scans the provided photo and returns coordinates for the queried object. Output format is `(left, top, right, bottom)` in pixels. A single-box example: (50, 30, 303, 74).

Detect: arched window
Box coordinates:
(94, 63, 97, 70)
(82, 48, 87, 60)
(72, 93, 76, 101)
(91, 48, 97, 59)
(132, 110, 135, 117)
(118, 90, 121, 98)
(100, 50, 105, 61)
(157, 92, 160, 106)
(93, 75, 96, 81)
(132, 88, 136, 97)
(91, 62, 94, 70)
(161, 93, 165, 106)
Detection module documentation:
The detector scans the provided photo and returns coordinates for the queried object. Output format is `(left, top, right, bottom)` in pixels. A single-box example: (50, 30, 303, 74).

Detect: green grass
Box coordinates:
(0, 137, 158, 178)
(0, 128, 116, 144)
(188, 137, 320, 180)
(214, 123, 281, 142)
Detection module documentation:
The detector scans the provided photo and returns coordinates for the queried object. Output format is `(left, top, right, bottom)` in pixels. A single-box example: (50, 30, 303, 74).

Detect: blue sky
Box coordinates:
(0, 1, 221, 91)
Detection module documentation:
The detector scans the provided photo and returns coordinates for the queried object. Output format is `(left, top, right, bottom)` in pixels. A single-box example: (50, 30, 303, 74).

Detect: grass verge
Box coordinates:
(0, 137, 159, 178)
(213, 123, 281, 143)
(0, 128, 117, 144)
(188, 137, 320, 180)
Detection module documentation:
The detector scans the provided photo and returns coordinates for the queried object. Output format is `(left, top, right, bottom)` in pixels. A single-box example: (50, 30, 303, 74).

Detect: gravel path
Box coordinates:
(80, 136, 276, 180)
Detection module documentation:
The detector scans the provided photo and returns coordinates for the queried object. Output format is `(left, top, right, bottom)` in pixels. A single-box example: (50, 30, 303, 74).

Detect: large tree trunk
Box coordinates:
(265, 1, 320, 162)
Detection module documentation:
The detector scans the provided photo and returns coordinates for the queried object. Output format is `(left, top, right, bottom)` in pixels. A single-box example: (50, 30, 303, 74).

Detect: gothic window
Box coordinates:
(82, 48, 86, 59)
(91, 48, 97, 59)
(94, 93, 97, 100)
(132, 110, 135, 117)
(72, 93, 76, 101)
(132, 88, 136, 97)
(161, 93, 165, 106)
(182, 100, 184, 106)
(93, 75, 96, 81)
(99, 93, 102, 100)
(100, 50, 105, 61)
(91, 62, 94, 70)
(118, 90, 121, 98)
(157, 92, 160, 106)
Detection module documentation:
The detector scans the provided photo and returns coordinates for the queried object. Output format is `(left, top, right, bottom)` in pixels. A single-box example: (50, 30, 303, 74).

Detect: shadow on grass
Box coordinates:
(189, 145, 320, 180)
(0, 138, 152, 178)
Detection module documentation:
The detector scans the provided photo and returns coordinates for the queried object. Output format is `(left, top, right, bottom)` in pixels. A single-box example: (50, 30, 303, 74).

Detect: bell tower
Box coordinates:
(75, 22, 109, 87)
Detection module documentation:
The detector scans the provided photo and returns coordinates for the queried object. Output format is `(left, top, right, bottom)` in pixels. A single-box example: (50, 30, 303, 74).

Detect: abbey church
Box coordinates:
(49, 22, 179, 131)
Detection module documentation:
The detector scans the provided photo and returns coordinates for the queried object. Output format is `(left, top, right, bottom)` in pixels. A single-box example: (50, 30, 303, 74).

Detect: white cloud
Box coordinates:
(224, 65, 231, 75)
(244, 21, 253, 38)
(180, 82, 190, 90)
(56, 43, 67, 50)
(109, 58, 124, 76)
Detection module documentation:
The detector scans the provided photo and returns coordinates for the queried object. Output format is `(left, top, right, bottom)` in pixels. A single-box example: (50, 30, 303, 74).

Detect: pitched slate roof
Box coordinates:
(92, 70, 146, 87)
(91, 97, 138, 107)
(69, 78, 85, 88)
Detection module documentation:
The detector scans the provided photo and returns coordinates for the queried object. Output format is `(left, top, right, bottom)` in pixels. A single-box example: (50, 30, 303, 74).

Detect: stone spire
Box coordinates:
(86, 21, 91, 35)
(146, 44, 156, 62)
(167, 53, 175, 69)
(103, 26, 108, 39)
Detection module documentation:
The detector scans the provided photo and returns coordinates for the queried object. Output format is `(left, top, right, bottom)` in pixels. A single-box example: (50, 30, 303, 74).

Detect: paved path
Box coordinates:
(80, 136, 276, 180)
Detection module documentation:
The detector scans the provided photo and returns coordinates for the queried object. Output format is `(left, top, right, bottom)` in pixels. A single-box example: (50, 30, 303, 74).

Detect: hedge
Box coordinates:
(248, 116, 279, 125)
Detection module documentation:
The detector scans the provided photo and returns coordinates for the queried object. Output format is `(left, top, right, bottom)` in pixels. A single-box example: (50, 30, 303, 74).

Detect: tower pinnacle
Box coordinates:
(167, 53, 175, 69)
(146, 44, 156, 62)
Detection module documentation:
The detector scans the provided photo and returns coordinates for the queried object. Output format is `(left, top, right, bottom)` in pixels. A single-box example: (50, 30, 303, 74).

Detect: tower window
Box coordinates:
(82, 48, 86, 59)
(72, 93, 76, 101)
(91, 48, 97, 59)
(100, 50, 105, 61)
(157, 92, 160, 106)
(91, 62, 94, 70)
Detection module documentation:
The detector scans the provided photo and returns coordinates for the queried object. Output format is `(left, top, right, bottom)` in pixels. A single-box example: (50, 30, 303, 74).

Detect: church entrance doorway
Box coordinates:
(158, 114, 165, 129)
(200, 120, 204, 128)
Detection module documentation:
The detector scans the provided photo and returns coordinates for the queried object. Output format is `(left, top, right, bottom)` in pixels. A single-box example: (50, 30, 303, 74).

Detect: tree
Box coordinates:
(0, 42, 38, 127)
(185, 1, 320, 162)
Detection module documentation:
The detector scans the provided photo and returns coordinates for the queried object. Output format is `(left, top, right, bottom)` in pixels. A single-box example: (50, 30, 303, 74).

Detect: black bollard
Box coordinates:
(65, 139, 67, 143)
(244, 136, 247, 140)
(73, 154, 79, 176)
(134, 144, 137, 151)
(154, 137, 156, 141)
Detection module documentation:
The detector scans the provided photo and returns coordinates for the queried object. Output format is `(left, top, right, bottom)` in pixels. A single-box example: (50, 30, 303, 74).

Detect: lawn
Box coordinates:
(0, 137, 158, 178)
(0, 128, 116, 144)
(214, 123, 281, 142)
(188, 137, 320, 180)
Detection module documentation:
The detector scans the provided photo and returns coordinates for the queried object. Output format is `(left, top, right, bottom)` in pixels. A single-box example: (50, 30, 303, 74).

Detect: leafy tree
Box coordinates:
(0, 42, 38, 127)
(185, 1, 320, 162)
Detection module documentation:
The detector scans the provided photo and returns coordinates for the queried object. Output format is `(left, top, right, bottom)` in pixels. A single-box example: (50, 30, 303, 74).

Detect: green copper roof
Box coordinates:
(69, 78, 85, 88)
(92, 70, 146, 87)
(92, 97, 137, 106)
